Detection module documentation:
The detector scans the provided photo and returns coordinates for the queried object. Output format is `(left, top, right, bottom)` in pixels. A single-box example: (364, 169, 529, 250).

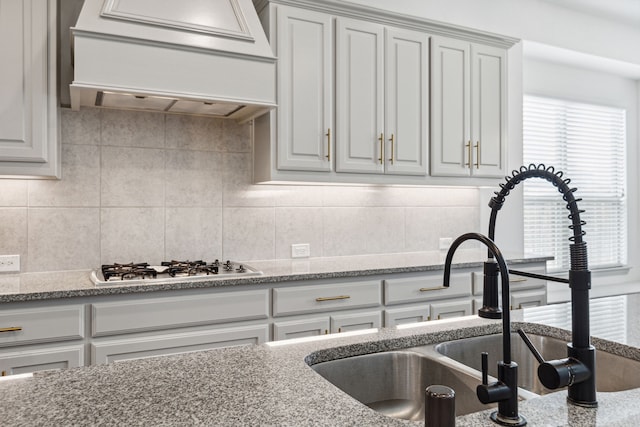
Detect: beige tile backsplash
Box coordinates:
(0, 108, 481, 273)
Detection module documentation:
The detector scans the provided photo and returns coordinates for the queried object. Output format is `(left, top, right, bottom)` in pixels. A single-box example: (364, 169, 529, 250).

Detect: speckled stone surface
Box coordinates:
(1, 316, 640, 426)
(0, 250, 552, 302)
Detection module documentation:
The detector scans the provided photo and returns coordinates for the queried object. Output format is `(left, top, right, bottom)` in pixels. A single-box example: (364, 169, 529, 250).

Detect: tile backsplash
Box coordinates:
(0, 108, 481, 273)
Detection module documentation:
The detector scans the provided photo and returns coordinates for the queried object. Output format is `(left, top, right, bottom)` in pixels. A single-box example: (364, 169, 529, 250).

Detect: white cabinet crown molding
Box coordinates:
(253, 0, 519, 48)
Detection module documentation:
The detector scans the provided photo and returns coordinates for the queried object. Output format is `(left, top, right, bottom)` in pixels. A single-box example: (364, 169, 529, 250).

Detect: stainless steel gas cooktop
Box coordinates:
(91, 259, 262, 286)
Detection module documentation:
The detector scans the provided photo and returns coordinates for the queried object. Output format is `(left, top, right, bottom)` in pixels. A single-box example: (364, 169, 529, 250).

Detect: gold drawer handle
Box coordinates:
(0, 327, 22, 333)
(316, 295, 351, 302)
(509, 278, 528, 283)
(419, 286, 447, 292)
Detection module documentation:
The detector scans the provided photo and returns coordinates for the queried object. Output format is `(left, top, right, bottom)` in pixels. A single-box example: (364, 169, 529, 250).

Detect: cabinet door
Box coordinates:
(276, 6, 333, 172)
(330, 311, 381, 333)
(471, 44, 507, 177)
(273, 317, 330, 341)
(384, 304, 430, 327)
(0, 345, 84, 376)
(384, 28, 429, 176)
(336, 18, 385, 174)
(0, 0, 59, 178)
(510, 290, 547, 310)
(430, 36, 470, 177)
(91, 324, 269, 364)
(430, 299, 473, 320)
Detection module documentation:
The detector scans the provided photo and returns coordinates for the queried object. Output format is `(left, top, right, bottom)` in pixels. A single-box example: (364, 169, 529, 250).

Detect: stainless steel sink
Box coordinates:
(310, 350, 492, 421)
(436, 333, 640, 394)
(309, 332, 640, 422)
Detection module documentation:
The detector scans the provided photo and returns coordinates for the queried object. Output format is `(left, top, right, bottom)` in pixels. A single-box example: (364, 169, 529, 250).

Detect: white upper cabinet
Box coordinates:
(430, 36, 507, 178)
(275, 6, 333, 172)
(253, 0, 515, 185)
(0, 0, 60, 178)
(335, 20, 428, 176)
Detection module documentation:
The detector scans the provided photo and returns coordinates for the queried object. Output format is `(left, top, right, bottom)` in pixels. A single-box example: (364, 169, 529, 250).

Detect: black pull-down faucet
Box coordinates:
(444, 232, 526, 426)
(485, 164, 597, 407)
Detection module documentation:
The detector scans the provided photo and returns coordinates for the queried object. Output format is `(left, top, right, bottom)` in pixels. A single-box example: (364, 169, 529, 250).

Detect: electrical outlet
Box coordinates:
(291, 243, 310, 259)
(0, 255, 20, 273)
(439, 237, 453, 251)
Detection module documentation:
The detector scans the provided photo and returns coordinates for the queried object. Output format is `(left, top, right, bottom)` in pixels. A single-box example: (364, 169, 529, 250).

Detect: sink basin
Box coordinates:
(436, 333, 640, 394)
(310, 350, 492, 421)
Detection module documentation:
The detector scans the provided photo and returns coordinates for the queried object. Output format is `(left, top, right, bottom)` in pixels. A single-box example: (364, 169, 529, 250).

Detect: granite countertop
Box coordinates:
(0, 250, 552, 302)
(2, 306, 640, 426)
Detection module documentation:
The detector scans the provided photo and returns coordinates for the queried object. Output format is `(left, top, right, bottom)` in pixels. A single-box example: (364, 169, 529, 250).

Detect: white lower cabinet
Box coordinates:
(273, 317, 331, 341)
(273, 310, 382, 341)
(91, 324, 269, 364)
(0, 345, 84, 376)
(331, 311, 381, 333)
(385, 304, 430, 326)
(384, 299, 472, 327)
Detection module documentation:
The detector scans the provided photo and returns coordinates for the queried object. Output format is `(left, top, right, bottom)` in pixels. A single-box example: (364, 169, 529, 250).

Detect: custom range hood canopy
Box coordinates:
(70, 0, 276, 122)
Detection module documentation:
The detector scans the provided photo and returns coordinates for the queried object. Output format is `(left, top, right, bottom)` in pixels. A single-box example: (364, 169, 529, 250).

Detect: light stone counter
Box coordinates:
(0, 250, 551, 302)
(1, 314, 640, 426)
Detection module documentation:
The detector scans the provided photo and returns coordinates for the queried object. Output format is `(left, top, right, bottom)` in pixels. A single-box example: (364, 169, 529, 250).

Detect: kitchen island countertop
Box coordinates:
(2, 310, 640, 426)
(0, 250, 551, 302)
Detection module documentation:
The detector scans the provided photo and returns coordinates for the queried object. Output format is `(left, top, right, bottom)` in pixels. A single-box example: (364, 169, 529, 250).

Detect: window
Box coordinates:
(522, 95, 627, 272)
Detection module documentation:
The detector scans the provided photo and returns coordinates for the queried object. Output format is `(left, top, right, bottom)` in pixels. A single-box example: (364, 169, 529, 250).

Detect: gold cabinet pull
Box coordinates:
(325, 128, 331, 161)
(465, 141, 471, 168)
(389, 134, 395, 164)
(474, 141, 480, 168)
(378, 133, 384, 164)
(0, 327, 22, 333)
(316, 295, 350, 302)
(509, 278, 527, 283)
(419, 286, 447, 292)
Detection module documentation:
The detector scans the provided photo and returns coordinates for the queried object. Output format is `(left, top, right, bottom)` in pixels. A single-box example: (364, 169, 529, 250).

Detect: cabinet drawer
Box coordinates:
(92, 324, 269, 364)
(0, 306, 84, 347)
(92, 289, 269, 337)
(273, 281, 381, 316)
(384, 271, 471, 305)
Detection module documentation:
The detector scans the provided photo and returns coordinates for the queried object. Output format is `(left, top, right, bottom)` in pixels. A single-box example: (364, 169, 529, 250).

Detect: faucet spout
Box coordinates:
(487, 163, 596, 407)
(444, 232, 525, 426)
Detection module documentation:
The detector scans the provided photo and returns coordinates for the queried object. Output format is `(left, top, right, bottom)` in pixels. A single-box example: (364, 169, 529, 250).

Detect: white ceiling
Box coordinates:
(547, 0, 640, 26)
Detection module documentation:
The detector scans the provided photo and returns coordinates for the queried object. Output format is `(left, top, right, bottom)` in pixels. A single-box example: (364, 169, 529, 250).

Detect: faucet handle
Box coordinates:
(481, 352, 489, 385)
(517, 329, 591, 390)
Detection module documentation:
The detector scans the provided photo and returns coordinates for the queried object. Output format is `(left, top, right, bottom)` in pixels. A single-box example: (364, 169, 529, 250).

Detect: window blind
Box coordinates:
(523, 295, 627, 344)
(522, 95, 627, 272)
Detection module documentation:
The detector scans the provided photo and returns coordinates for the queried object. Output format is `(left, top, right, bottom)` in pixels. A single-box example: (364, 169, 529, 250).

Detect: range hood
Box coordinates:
(70, 0, 276, 122)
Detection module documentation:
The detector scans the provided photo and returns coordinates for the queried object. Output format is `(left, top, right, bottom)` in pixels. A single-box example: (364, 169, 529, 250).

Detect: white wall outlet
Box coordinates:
(0, 255, 20, 273)
(291, 243, 311, 259)
(439, 237, 453, 251)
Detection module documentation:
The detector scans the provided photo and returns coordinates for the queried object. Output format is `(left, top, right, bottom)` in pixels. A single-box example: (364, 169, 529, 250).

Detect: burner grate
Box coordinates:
(102, 263, 158, 281)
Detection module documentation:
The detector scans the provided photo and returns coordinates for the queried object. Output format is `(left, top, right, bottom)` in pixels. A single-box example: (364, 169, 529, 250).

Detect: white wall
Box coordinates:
(338, 0, 640, 66)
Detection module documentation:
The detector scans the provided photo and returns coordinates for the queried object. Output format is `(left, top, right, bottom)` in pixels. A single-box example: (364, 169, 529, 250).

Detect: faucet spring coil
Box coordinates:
(490, 164, 586, 247)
